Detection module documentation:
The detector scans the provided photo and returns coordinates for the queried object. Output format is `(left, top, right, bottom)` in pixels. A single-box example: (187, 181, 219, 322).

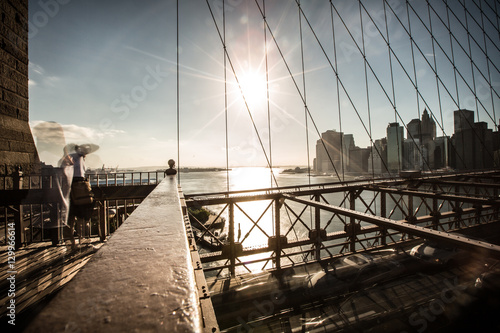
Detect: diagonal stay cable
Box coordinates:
(205, 0, 280, 187)
(476, 0, 498, 127)
(427, 2, 446, 140)
(458, 0, 500, 55)
(259, 0, 391, 180)
(418, 1, 500, 123)
(405, 1, 499, 157)
(365, 0, 488, 168)
(252, 0, 344, 181)
(358, 1, 377, 181)
(326, 1, 434, 172)
(470, 0, 500, 38)
(426, 0, 500, 108)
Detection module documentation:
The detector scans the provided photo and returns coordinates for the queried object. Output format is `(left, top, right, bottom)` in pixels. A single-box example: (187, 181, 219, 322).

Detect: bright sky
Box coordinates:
(28, 0, 499, 169)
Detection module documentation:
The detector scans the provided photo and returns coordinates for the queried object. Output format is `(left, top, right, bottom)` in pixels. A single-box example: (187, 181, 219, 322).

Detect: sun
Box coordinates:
(237, 72, 269, 107)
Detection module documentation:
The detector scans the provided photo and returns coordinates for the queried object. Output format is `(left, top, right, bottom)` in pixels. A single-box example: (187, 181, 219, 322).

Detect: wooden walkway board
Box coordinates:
(0, 238, 103, 319)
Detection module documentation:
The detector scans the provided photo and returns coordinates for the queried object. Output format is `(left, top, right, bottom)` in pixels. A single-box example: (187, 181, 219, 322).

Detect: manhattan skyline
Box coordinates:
(28, 0, 499, 169)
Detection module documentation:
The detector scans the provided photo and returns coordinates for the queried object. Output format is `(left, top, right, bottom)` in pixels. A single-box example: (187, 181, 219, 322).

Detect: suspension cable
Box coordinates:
(205, 0, 280, 186)
(263, 0, 273, 188)
(427, 1, 446, 144)
(477, 0, 498, 129)
(358, 1, 376, 179)
(462, 0, 480, 122)
(406, 0, 422, 173)
(223, 0, 230, 193)
(298, 1, 312, 184)
(444, 0, 461, 115)
(253, 0, 343, 182)
(330, 1, 345, 181)
(176, 0, 180, 183)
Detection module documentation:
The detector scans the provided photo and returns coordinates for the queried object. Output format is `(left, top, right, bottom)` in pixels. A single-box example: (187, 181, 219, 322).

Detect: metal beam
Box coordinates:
(365, 185, 500, 205)
(283, 194, 500, 259)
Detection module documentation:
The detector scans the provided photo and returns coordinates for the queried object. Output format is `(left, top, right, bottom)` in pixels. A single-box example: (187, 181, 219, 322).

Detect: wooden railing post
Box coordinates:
(99, 200, 108, 242)
(314, 194, 321, 260)
(274, 198, 282, 272)
(380, 192, 387, 245)
(229, 202, 235, 277)
(13, 167, 24, 249)
(349, 190, 356, 252)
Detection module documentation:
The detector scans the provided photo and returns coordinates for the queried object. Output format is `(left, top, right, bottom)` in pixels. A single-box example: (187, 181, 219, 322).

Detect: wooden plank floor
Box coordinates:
(0, 238, 104, 322)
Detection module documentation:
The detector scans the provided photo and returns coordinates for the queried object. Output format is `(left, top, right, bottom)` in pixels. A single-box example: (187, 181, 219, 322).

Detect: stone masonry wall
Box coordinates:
(0, 0, 38, 185)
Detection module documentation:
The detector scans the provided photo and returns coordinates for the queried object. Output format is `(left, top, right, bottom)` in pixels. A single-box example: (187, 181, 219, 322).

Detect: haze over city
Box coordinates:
(28, 0, 499, 169)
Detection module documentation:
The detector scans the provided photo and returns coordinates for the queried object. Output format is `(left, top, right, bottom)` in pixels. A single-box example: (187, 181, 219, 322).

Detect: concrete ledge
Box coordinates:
(26, 177, 201, 332)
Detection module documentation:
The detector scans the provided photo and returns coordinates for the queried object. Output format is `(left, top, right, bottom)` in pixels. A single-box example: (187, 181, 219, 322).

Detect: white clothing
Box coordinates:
(70, 152, 86, 178)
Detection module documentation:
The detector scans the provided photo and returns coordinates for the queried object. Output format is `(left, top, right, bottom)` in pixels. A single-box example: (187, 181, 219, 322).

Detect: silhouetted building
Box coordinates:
(315, 130, 343, 174)
(387, 123, 404, 172)
(454, 109, 475, 133)
(349, 147, 371, 173)
(430, 136, 449, 170)
(451, 109, 495, 170)
(403, 139, 423, 170)
(406, 109, 436, 170)
(368, 138, 387, 174)
(343, 134, 355, 172)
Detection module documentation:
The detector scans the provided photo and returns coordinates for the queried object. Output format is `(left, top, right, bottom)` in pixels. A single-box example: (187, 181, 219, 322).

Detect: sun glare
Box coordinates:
(238, 72, 268, 107)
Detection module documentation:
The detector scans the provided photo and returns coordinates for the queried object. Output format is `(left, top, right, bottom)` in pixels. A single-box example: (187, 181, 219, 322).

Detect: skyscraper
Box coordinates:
(315, 130, 343, 174)
(387, 123, 404, 172)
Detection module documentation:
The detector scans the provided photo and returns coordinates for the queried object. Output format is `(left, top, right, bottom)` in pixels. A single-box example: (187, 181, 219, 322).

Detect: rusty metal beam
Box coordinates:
(418, 179, 500, 189)
(366, 185, 499, 205)
(283, 194, 500, 258)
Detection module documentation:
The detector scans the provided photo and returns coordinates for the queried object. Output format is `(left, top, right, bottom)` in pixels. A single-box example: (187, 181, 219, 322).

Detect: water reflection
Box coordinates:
(181, 167, 449, 274)
(182, 167, 341, 273)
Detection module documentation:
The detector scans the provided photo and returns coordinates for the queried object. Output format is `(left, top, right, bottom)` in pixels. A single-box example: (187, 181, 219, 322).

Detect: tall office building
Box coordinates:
(451, 109, 495, 170)
(403, 139, 423, 170)
(368, 138, 387, 174)
(315, 130, 344, 174)
(406, 109, 436, 170)
(454, 109, 475, 133)
(430, 136, 449, 169)
(386, 123, 404, 172)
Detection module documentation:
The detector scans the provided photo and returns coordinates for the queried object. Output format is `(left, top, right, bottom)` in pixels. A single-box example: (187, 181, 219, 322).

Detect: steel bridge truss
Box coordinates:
(185, 171, 500, 277)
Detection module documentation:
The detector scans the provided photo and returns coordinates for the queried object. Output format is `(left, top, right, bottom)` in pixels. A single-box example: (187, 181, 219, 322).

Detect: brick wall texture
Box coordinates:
(0, 0, 39, 177)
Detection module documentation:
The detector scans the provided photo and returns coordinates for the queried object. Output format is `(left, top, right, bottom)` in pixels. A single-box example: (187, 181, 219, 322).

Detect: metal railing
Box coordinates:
(88, 171, 164, 186)
(185, 171, 500, 277)
(0, 170, 160, 247)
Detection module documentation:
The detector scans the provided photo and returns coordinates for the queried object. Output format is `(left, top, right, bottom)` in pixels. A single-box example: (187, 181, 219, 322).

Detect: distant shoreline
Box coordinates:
(178, 167, 231, 173)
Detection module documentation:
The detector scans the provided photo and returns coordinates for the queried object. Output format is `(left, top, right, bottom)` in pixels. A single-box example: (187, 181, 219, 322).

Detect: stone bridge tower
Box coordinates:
(1, 0, 39, 187)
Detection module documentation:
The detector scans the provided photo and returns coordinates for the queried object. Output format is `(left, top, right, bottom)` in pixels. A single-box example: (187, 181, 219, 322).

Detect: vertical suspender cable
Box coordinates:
(463, 0, 480, 122)
(298, 0, 312, 185)
(406, 1, 422, 170)
(330, 0, 345, 181)
(223, 0, 230, 194)
(479, 0, 498, 131)
(383, 0, 397, 174)
(445, 0, 461, 111)
(427, 1, 445, 156)
(264, 0, 273, 188)
(176, 0, 180, 183)
(298, 0, 313, 230)
(358, 1, 375, 181)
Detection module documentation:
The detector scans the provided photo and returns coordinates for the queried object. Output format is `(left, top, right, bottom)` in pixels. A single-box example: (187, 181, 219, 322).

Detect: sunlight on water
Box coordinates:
(228, 167, 274, 191)
(180, 167, 348, 274)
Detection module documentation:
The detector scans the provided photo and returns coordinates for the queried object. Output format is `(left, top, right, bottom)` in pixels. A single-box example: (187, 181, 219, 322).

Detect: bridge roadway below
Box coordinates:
(208, 223, 500, 332)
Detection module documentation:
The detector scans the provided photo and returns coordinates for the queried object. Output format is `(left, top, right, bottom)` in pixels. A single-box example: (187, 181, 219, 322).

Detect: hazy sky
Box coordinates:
(28, 0, 499, 168)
